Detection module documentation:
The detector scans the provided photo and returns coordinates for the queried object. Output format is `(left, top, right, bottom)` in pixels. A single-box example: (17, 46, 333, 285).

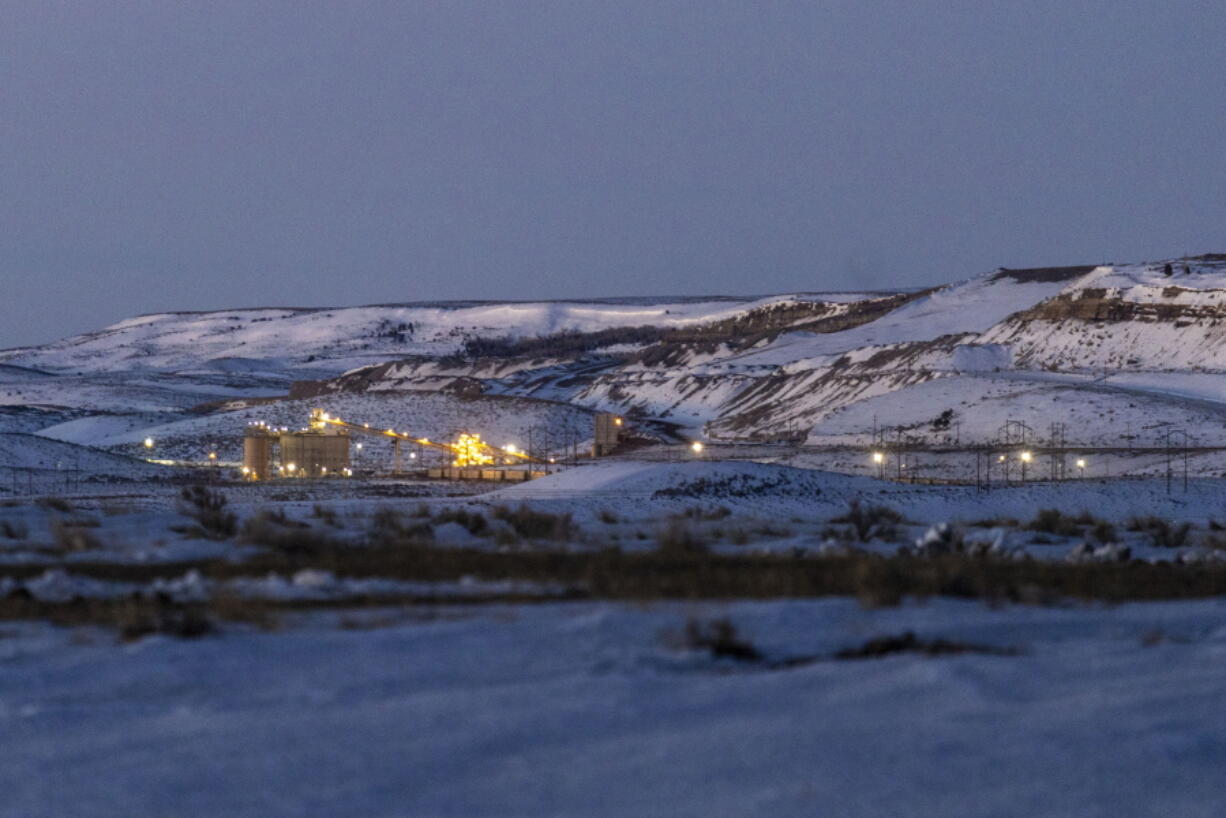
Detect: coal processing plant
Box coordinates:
(241, 409, 625, 481)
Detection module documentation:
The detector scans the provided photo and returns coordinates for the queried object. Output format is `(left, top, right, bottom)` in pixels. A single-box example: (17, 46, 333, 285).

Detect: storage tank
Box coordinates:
(592, 413, 623, 456)
(278, 428, 350, 477)
(242, 426, 275, 480)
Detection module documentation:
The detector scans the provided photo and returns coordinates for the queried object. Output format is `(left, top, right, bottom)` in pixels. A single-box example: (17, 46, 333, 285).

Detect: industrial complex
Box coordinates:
(241, 408, 624, 482)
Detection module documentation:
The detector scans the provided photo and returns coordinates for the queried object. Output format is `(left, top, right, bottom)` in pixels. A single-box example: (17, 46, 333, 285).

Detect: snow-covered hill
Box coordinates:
(5, 254, 1226, 476)
(0, 294, 879, 376)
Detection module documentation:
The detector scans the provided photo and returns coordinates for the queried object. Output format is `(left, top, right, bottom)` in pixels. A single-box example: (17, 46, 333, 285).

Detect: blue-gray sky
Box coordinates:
(3, 1, 1225, 347)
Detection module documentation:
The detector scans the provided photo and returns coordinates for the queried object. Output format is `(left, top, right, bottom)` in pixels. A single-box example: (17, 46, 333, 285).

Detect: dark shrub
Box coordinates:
(831, 500, 903, 542)
(239, 511, 341, 555)
(367, 508, 434, 546)
(1089, 520, 1117, 544)
(1026, 509, 1081, 538)
(50, 519, 103, 552)
(433, 508, 489, 536)
(178, 487, 238, 540)
(492, 505, 574, 541)
(118, 603, 215, 642)
(311, 505, 341, 527)
(1128, 516, 1193, 548)
(656, 518, 709, 556)
(684, 618, 762, 662)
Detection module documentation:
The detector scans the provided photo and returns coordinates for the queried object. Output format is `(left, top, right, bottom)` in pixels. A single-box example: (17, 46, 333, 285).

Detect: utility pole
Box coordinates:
(896, 427, 904, 481)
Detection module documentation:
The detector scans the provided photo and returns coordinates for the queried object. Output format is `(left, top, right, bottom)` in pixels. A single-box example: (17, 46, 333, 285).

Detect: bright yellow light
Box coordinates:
(321, 412, 330, 421)
(143, 437, 154, 449)
(287, 463, 297, 473)
(690, 441, 704, 454)
(998, 454, 1006, 462)
(614, 417, 623, 427)
(453, 433, 495, 467)
(871, 451, 884, 464)
(208, 452, 217, 460)
(321, 467, 327, 474)
(505, 444, 516, 454)
(1076, 458, 1086, 469)
(355, 443, 363, 450)
(1020, 450, 1033, 463)
(241, 466, 249, 474)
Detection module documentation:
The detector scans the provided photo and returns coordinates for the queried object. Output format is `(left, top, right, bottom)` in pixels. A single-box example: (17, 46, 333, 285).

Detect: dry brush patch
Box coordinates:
(830, 500, 904, 543)
(176, 486, 238, 540)
(5, 544, 1226, 621)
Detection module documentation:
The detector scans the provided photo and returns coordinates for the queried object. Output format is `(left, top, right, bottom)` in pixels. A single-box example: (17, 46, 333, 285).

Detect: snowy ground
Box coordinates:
(1, 458, 1225, 816)
(4, 597, 1226, 817)
(3, 460, 1226, 567)
(805, 371, 1226, 450)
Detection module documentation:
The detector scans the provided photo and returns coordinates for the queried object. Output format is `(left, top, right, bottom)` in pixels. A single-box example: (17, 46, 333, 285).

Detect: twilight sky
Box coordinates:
(2, 1, 1224, 347)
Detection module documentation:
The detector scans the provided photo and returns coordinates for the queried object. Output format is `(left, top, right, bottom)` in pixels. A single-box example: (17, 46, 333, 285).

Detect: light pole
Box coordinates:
(872, 450, 884, 479)
(1076, 458, 1086, 479)
(1020, 450, 1032, 482)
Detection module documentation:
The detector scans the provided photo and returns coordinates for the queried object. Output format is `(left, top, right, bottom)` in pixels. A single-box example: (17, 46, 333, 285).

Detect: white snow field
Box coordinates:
(0, 294, 850, 375)
(491, 459, 1225, 524)
(3, 597, 1226, 818)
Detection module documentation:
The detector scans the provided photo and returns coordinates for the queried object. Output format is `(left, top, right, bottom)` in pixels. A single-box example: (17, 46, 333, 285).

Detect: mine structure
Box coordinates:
(243, 409, 556, 481)
(242, 419, 350, 480)
(592, 412, 623, 457)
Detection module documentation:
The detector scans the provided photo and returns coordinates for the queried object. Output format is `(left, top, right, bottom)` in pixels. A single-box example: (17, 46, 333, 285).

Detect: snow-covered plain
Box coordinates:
(5, 460, 1225, 568)
(4, 597, 1226, 817)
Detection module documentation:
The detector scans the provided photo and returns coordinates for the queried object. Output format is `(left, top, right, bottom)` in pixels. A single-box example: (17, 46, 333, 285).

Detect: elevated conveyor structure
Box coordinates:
(308, 409, 545, 469)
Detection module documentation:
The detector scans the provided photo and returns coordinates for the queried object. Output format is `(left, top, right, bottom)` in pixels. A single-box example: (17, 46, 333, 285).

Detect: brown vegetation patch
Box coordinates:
(834, 631, 1018, 660)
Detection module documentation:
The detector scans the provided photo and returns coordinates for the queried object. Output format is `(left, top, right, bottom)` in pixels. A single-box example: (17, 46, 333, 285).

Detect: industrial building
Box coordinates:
(243, 421, 350, 479)
(241, 425, 277, 480)
(242, 408, 621, 481)
(592, 412, 623, 457)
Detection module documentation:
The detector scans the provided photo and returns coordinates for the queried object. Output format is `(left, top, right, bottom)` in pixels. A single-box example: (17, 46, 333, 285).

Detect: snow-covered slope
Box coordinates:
(8, 597, 1226, 818)
(0, 294, 875, 376)
(0, 433, 180, 484)
(6, 254, 1226, 463)
(981, 256, 1226, 371)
